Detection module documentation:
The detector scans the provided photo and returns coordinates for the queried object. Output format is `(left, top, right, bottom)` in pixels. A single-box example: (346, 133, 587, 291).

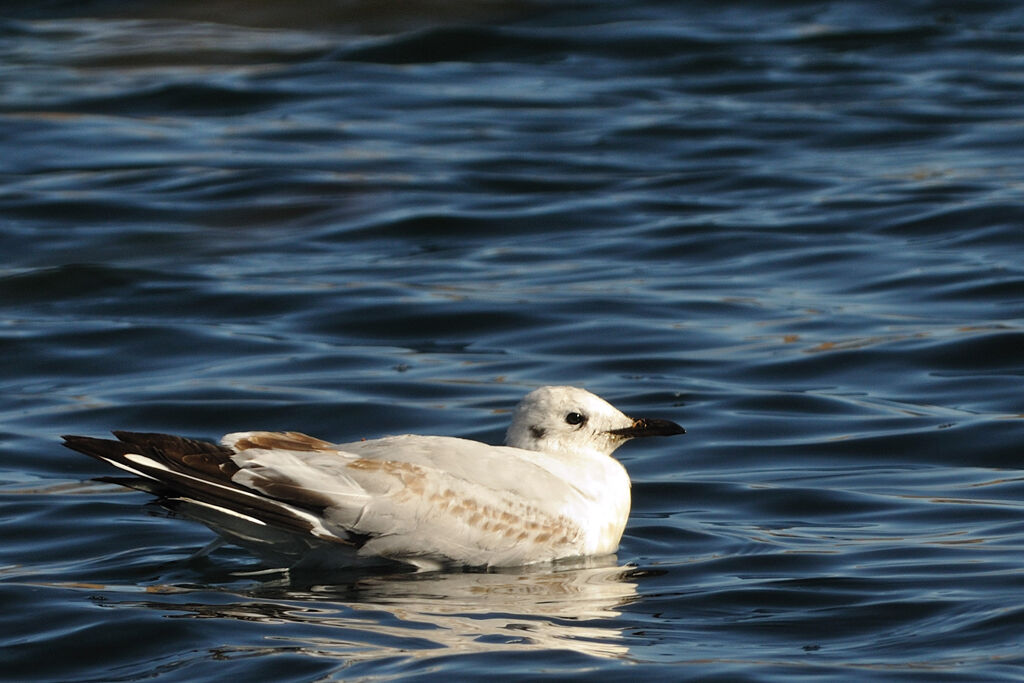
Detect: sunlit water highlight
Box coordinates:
(2, 1, 1024, 680)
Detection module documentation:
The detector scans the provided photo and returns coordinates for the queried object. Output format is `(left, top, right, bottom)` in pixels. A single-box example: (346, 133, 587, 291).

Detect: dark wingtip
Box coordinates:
(61, 433, 131, 461)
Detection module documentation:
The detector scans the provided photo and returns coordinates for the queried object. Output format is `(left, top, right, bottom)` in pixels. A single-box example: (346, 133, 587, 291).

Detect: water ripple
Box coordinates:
(2, 1, 1024, 680)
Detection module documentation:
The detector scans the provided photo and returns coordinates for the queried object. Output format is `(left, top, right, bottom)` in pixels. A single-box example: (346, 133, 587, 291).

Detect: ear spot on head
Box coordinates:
(530, 426, 546, 439)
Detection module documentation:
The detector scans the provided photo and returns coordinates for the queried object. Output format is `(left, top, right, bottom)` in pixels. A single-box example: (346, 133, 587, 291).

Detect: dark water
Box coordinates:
(3, 0, 1024, 679)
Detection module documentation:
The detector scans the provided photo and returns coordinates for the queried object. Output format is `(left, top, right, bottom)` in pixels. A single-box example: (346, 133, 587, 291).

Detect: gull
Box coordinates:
(63, 386, 684, 571)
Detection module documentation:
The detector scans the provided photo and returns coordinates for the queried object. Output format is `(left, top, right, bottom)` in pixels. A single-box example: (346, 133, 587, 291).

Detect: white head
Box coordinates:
(504, 386, 684, 458)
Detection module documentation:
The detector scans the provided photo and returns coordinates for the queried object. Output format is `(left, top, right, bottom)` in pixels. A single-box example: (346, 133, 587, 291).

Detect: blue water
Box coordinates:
(3, 1, 1024, 680)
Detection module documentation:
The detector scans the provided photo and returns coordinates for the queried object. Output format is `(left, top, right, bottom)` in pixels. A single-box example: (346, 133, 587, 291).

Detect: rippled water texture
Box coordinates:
(3, 1, 1024, 680)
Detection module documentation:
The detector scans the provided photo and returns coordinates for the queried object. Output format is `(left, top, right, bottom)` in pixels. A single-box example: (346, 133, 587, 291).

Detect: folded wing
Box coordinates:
(65, 430, 587, 568)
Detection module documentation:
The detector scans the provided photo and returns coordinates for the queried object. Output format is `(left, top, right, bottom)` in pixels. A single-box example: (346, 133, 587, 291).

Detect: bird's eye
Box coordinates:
(565, 412, 587, 426)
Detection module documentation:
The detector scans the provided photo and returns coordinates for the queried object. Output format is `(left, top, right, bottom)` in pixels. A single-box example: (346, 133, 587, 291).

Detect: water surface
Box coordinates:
(2, 1, 1024, 680)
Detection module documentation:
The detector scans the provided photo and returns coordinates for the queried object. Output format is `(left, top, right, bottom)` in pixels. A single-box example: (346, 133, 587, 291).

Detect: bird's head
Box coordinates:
(505, 386, 684, 458)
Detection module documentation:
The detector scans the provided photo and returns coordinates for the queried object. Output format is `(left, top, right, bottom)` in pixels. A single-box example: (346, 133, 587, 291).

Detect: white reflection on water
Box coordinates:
(85, 558, 640, 664)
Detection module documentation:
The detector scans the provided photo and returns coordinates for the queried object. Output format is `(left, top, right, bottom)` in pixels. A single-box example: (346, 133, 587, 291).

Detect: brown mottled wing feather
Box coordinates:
(230, 431, 335, 452)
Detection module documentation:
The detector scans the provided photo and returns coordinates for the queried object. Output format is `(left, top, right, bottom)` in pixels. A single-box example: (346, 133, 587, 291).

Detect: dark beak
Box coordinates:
(609, 417, 686, 438)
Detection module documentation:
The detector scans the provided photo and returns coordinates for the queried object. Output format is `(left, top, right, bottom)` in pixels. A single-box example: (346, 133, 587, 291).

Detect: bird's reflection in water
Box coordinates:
(108, 556, 641, 661)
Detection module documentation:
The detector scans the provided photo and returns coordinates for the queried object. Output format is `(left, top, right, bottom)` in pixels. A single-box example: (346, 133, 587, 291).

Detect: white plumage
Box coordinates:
(64, 386, 684, 570)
